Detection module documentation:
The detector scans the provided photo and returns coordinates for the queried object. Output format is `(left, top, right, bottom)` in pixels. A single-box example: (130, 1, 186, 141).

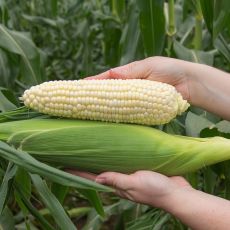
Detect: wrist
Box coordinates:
(159, 186, 196, 213)
(159, 185, 230, 230)
(184, 62, 230, 119)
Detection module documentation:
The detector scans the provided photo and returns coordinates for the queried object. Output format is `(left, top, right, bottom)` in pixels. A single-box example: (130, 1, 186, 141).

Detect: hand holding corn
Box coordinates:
(88, 56, 230, 120)
(21, 57, 193, 126)
(68, 169, 230, 230)
(22, 56, 230, 124)
(78, 170, 230, 230)
(17, 56, 230, 176)
(69, 57, 230, 229)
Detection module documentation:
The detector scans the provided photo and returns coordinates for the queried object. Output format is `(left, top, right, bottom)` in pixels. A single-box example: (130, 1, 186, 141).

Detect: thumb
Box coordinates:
(95, 172, 132, 190)
(85, 59, 150, 80)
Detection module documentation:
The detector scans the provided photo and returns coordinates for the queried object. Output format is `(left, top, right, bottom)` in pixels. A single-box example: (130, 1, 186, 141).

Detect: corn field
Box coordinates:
(0, 0, 230, 229)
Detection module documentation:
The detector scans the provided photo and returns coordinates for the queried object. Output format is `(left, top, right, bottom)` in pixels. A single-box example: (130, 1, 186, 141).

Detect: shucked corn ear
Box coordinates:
(1, 119, 230, 176)
(21, 79, 189, 125)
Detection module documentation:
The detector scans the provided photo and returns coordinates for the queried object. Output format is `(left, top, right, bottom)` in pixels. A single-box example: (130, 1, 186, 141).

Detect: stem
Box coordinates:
(40, 207, 91, 218)
(167, 36, 174, 57)
(194, 16, 202, 50)
(68, 207, 91, 218)
(168, 0, 176, 36)
(167, 0, 176, 56)
(135, 204, 141, 219)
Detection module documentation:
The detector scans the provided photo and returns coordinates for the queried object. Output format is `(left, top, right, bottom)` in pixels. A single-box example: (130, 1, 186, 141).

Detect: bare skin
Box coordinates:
(70, 57, 230, 230)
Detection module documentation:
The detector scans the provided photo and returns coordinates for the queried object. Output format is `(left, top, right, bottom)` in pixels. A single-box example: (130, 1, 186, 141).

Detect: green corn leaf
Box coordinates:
(0, 49, 11, 88)
(78, 189, 105, 218)
(51, 183, 69, 204)
(15, 168, 31, 199)
(50, 0, 58, 18)
(83, 200, 134, 230)
(22, 14, 63, 28)
(0, 163, 17, 214)
(137, 0, 165, 56)
(15, 185, 55, 230)
(214, 35, 230, 63)
(174, 40, 214, 65)
(14, 168, 32, 220)
(0, 88, 17, 112)
(119, 0, 143, 65)
(213, 0, 230, 40)
(185, 111, 214, 137)
(200, 0, 214, 34)
(0, 25, 45, 85)
(31, 174, 76, 230)
(0, 141, 113, 192)
(0, 206, 15, 230)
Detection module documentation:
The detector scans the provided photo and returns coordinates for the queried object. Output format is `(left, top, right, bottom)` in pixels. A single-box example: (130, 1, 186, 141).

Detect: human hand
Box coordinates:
(68, 170, 192, 209)
(86, 56, 230, 119)
(95, 171, 192, 209)
(68, 170, 230, 230)
(86, 56, 192, 101)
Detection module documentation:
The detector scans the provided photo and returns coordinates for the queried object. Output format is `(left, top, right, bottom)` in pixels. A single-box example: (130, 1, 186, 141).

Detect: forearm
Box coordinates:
(162, 187, 230, 230)
(186, 63, 230, 120)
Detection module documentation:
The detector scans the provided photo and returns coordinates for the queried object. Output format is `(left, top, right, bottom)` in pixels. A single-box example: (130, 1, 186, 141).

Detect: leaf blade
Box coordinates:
(137, 0, 165, 56)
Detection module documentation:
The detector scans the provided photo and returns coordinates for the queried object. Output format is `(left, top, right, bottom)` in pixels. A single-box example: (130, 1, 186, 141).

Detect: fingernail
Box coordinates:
(95, 177, 106, 184)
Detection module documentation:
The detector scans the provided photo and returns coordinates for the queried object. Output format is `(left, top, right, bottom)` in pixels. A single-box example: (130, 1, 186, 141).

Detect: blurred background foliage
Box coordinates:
(0, 0, 230, 229)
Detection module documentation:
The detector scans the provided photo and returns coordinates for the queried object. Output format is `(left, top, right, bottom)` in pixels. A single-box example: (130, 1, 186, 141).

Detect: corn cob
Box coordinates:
(1, 119, 230, 176)
(21, 79, 189, 125)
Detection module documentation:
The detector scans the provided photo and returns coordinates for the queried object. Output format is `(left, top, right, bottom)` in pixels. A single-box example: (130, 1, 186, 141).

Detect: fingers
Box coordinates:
(108, 62, 142, 79)
(109, 61, 148, 79)
(95, 172, 133, 190)
(65, 169, 97, 181)
(65, 170, 134, 192)
(85, 59, 150, 80)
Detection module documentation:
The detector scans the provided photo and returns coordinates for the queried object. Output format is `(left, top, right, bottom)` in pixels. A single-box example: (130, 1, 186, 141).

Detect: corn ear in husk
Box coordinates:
(0, 119, 230, 176)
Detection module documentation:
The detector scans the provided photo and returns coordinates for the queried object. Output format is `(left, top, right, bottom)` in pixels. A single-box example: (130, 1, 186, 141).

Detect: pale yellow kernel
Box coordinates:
(146, 103, 152, 109)
(63, 110, 69, 116)
(58, 103, 63, 110)
(29, 94, 35, 100)
(101, 106, 105, 113)
(44, 96, 49, 102)
(76, 104, 82, 110)
(25, 98, 30, 105)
